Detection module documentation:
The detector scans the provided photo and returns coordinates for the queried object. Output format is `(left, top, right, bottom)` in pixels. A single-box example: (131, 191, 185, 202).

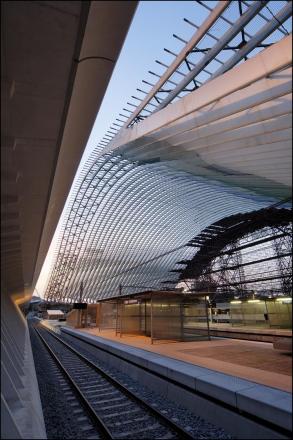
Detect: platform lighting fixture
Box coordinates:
(124, 299, 139, 304)
(247, 299, 261, 303)
(276, 297, 292, 303)
(230, 300, 242, 304)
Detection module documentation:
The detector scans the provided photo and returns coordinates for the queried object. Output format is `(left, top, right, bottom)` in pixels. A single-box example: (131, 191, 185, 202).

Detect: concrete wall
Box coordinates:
(1, 294, 47, 439)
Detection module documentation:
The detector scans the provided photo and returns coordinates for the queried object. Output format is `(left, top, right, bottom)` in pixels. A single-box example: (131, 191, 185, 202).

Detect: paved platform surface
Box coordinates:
(61, 326, 292, 434)
(82, 328, 292, 392)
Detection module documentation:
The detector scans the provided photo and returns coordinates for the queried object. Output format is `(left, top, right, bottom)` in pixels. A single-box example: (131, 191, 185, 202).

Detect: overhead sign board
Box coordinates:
(73, 303, 87, 309)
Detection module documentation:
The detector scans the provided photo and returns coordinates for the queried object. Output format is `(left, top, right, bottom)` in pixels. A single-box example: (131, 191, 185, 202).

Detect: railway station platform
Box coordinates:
(43, 318, 292, 436)
(43, 318, 292, 392)
(57, 325, 292, 438)
(80, 328, 292, 393)
(203, 323, 292, 344)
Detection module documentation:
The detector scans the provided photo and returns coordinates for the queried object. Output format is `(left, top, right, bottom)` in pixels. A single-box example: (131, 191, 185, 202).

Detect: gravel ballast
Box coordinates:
(59, 330, 232, 439)
(29, 320, 100, 439)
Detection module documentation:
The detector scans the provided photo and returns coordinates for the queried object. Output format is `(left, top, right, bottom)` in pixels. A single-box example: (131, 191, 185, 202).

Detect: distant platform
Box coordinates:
(205, 323, 292, 343)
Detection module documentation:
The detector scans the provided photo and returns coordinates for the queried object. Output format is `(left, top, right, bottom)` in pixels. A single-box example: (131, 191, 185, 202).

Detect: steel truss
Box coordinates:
(45, 146, 279, 302)
(176, 208, 292, 299)
(97, 0, 291, 147)
(44, 2, 292, 303)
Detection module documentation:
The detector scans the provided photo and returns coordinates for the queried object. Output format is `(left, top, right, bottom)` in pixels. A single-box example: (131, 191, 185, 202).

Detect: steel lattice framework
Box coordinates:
(174, 207, 292, 298)
(44, 1, 292, 302)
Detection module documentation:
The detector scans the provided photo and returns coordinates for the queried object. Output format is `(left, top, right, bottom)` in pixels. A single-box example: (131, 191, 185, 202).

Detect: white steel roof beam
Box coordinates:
(242, 0, 289, 36)
(155, 0, 269, 112)
(209, 1, 293, 81)
(103, 36, 291, 155)
(124, 0, 230, 127)
(119, 68, 291, 157)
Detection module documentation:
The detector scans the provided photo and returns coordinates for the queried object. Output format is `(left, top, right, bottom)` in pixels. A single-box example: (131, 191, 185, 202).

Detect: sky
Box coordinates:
(35, 1, 210, 297)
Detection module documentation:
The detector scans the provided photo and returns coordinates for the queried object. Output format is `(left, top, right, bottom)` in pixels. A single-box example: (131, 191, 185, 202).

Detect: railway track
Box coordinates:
(33, 323, 195, 439)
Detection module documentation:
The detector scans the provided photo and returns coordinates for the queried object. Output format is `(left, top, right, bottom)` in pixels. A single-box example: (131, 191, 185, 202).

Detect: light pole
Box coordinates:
(78, 281, 83, 328)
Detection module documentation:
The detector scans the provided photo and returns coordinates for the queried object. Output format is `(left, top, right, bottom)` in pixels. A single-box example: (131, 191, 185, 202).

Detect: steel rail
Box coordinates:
(37, 324, 195, 440)
(34, 325, 112, 439)
(59, 327, 293, 438)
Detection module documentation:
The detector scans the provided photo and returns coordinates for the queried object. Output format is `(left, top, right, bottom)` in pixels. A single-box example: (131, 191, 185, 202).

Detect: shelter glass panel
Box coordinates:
(99, 302, 117, 330)
(151, 295, 209, 342)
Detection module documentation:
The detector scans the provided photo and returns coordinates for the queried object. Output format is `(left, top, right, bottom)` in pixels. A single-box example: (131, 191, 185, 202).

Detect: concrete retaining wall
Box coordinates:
(1, 295, 47, 439)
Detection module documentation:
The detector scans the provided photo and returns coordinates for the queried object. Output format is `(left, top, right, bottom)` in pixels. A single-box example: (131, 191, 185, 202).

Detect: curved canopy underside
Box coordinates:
(45, 34, 292, 303)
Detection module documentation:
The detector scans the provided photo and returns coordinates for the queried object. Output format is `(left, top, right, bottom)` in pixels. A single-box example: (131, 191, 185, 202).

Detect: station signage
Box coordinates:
(124, 299, 139, 305)
(73, 303, 87, 309)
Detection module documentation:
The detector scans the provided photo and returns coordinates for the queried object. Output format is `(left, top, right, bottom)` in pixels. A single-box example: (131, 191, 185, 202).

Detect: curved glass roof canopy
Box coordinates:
(45, 1, 292, 302)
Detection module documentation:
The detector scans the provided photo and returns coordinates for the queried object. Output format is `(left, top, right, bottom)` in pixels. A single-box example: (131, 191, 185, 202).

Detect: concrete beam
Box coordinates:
(32, 1, 137, 287)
